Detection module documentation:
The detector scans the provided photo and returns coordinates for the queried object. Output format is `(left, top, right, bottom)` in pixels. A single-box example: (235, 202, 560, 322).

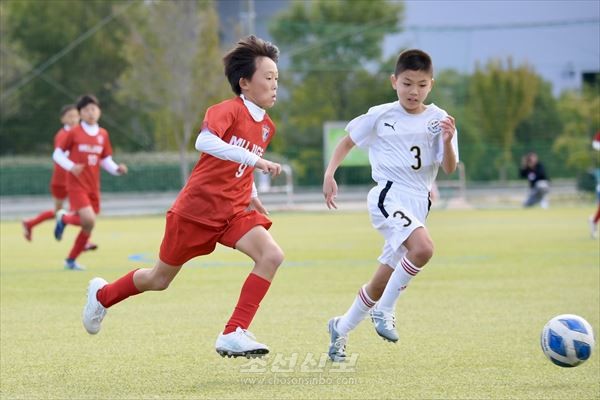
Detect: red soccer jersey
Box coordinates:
(50, 128, 70, 187)
(171, 96, 276, 227)
(56, 124, 113, 194)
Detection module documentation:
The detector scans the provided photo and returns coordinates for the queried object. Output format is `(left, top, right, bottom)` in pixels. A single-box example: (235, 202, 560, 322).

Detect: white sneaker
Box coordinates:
(82, 278, 108, 334)
(65, 259, 86, 271)
(215, 327, 269, 358)
(328, 317, 348, 362)
(370, 309, 399, 343)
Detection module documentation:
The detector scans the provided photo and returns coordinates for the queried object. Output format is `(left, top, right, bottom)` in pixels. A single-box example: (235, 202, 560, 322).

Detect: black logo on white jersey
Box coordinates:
(384, 121, 397, 131)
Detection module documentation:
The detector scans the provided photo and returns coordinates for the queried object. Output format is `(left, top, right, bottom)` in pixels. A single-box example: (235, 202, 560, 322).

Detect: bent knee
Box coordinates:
(152, 274, 173, 291)
(80, 217, 95, 231)
(413, 243, 434, 264)
(263, 246, 285, 269)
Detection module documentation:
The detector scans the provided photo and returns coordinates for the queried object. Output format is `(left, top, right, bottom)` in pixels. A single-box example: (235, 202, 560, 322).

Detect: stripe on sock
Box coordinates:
(401, 257, 420, 276)
(358, 286, 376, 308)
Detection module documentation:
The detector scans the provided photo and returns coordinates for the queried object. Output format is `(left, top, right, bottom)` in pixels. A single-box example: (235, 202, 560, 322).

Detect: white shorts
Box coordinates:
(367, 181, 431, 269)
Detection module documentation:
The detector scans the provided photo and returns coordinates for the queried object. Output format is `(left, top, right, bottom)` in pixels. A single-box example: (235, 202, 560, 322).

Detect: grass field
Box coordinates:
(1, 207, 599, 399)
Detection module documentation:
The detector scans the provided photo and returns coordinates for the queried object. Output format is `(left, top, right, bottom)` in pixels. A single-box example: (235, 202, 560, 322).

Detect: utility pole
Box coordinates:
(241, 0, 255, 35)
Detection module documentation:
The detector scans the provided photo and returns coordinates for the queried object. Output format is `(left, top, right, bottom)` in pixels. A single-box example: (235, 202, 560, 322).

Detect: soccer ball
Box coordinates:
(540, 314, 595, 367)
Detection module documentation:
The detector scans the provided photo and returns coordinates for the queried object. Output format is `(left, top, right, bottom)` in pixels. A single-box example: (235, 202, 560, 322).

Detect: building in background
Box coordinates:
(216, 0, 598, 96)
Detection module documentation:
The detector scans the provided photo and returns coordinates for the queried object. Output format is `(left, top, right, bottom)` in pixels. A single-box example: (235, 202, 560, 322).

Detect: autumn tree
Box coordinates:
(553, 87, 600, 171)
(469, 58, 538, 181)
(118, 0, 228, 184)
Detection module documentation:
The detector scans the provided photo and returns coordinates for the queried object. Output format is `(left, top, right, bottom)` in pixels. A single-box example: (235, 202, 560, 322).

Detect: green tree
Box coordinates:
(269, 0, 404, 185)
(513, 78, 564, 177)
(0, 1, 134, 154)
(553, 87, 600, 171)
(118, 0, 227, 184)
(426, 69, 485, 180)
(469, 58, 538, 181)
(0, 2, 28, 121)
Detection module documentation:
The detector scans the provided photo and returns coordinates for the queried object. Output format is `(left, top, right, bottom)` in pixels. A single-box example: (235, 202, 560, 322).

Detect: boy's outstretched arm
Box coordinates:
(100, 156, 128, 175)
(195, 130, 281, 177)
(323, 134, 356, 210)
(52, 147, 84, 176)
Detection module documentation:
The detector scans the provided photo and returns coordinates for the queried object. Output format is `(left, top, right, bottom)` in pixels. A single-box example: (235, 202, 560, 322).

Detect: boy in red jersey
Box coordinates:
(590, 131, 600, 239)
(22, 105, 79, 240)
(22, 104, 97, 250)
(53, 95, 128, 270)
(82, 36, 283, 358)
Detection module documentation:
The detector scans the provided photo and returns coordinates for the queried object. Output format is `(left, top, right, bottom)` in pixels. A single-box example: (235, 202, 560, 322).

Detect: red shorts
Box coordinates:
(50, 184, 67, 200)
(159, 210, 272, 266)
(68, 190, 100, 214)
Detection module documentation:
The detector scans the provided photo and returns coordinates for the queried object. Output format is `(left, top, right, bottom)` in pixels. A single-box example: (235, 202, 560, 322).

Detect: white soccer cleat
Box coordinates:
(328, 317, 348, 362)
(370, 309, 400, 343)
(215, 327, 269, 358)
(82, 277, 108, 335)
(65, 258, 86, 271)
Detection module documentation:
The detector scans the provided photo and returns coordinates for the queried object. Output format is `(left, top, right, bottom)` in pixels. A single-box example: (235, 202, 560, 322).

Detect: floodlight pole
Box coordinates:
(241, 0, 256, 35)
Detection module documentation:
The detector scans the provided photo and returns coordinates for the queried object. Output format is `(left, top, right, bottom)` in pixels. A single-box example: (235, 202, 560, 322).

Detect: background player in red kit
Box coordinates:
(22, 106, 73, 237)
(82, 36, 284, 358)
(23, 104, 97, 251)
(53, 95, 128, 270)
(591, 131, 600, 239)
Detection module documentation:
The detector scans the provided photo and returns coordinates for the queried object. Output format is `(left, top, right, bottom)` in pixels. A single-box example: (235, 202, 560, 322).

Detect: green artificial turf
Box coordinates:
(1, 207, 598, 399)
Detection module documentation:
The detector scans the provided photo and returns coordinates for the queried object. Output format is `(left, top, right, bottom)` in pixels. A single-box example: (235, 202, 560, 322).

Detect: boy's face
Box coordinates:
(80, 103, 101, 124)
(390, 69, 433, 114)
(61, 109, 80, 128)
(239, 56, 278, 109)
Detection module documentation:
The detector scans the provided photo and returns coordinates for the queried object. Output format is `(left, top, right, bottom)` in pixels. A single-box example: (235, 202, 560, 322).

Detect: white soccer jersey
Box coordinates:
(347, 101, 459, 194)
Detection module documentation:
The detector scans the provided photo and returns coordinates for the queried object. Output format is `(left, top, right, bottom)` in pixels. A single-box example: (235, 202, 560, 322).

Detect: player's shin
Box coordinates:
(336, 285, 376, 335)
(67, 230, 91, 261)
(223, 273, 271, 334)
(376, 256, 421, 313)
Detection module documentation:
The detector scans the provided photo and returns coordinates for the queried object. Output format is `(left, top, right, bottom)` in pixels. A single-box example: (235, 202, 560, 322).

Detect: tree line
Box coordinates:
(1, 0, 598, 186)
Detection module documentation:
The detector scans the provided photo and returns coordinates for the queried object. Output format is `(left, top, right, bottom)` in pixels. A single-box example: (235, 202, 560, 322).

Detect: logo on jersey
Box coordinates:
(383, 121, 397, 132)
(97, 135, 104, 145)
(262, 125, 270, 142)
(427, 119, 442, 136)
(78, 144, 103, 154)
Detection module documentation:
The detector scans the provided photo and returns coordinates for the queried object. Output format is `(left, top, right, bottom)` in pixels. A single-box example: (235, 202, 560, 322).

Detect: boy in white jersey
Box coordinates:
(323, 49, 459, 361)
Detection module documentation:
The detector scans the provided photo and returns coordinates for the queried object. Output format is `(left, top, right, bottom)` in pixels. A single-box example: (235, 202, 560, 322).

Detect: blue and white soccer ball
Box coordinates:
(541, 314, 595, 367)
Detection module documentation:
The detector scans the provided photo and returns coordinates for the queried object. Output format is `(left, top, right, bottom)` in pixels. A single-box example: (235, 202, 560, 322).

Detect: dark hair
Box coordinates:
(60, 104, 77, 117)
(394, 49, 433, 76)
(76, 94, 100, 111)
(223, 35, 279, 95)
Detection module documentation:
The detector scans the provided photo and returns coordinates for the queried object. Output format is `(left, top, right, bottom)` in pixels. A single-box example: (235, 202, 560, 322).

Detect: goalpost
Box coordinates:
(255, 164, 294, 205)
(435, 162, 469, 209)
